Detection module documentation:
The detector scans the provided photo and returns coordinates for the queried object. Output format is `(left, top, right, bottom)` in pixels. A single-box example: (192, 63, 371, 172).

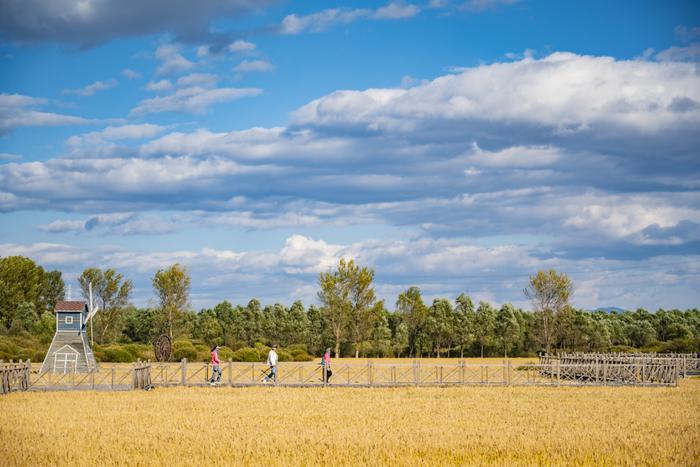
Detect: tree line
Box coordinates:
(1, 255, 698, 358)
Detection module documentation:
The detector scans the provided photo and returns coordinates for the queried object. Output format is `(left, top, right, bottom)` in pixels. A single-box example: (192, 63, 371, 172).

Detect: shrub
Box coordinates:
(173, 345, 197, 362)
(32, 351, 46, 362)
(232, 347, 261, 362)
(277, 350, 293, 362)
(609, 345, 637, 353)
(102, 346, 134, 363)
(173, 340, 194, 350)
(218, 346, 234, 361)
(289, 348, 314, 362)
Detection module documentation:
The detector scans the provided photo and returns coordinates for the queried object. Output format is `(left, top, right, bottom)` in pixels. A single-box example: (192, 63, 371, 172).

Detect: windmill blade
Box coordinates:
(86, 304, 99, 323)
(86, 281, 99, 322)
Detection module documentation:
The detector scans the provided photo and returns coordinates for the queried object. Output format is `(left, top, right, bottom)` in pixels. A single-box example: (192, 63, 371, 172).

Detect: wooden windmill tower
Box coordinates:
(40, 283, 100, 373)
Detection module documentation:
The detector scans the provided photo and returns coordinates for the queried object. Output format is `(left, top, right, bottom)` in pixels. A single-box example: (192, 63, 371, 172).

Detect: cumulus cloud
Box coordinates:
(0, 93, 91, 135)
(155, 44, 194, 76)
(144, 79, 172, 92)
(131, 86, 261, 115)
(121, 68, 142, 80)
(0, 0, 276, 46)
(654, 43, 700, 62)
(39, 212, 176, 235)
(63, 79, 117, 97)
(233, 59, 275, 73)
(2, 52, 699, 267)
(374, 2, 420, 19)
(293, 52, 700, 136)
(278, 2, 420, 35)
(65, 124, 167, 157)
(460, 0, 518, 11)
(228, 40, 256, 53)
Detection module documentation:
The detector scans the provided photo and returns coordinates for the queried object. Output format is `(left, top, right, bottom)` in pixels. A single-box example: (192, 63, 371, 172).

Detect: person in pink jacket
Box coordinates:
(321, 348, 332, 383)
(210, 345, 222, 385)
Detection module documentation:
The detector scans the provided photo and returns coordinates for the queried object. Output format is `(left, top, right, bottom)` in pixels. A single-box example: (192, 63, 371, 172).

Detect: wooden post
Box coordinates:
(503, 360, 507, 386)
(460, 360, 465, 385)
(413, 359, 418, 387)
(227, 359, 232, 386)
(181, 358, 187, 386)
(556, 358, 561, 387)
(323, 363, 327, 387)
(91, 369, 95, 390)
(603, 359, 608, 386)
(508, 360, 512, 386)
(368, 360, 374, 386)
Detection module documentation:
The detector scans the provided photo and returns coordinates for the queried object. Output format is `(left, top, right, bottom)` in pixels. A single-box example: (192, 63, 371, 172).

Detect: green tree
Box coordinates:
(524, 269, 573, 353)
(496, 303, 520, 357)
(0, 256, 64, 328)
(9, 301, 37, 335)
(213, 301, 238, 347)
(152, 264, 190, 341)
(79, 268, 133, 344)
(455, 293, 476, 358)
(426, 298, 456, 357)
(344, 260, 378, 358)
(396, 286, 429, 357)
(474, 301, 496, 358)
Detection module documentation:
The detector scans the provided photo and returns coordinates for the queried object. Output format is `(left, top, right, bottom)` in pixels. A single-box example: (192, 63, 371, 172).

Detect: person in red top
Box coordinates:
(209, 345, 222, 385)
(321, 348, 332, 383)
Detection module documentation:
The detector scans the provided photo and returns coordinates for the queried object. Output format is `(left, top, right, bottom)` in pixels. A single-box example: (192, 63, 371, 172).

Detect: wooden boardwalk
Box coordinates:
(4, 354, 692, 394)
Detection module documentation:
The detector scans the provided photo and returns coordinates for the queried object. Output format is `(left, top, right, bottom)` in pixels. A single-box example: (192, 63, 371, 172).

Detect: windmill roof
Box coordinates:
(55, 300, 88, 312)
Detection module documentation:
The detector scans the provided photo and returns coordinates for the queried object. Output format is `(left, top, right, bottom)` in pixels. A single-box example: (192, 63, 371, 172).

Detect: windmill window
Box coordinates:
(65, 316, 73, 324)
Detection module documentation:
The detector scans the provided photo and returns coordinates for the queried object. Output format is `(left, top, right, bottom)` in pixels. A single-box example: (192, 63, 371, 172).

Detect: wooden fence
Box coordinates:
(546, 352, 700, 377)
(5, 357, 686, 393)
(538, 353, 693, 384)
(1, 360, 31, 395)
(147, 358, 678, 388)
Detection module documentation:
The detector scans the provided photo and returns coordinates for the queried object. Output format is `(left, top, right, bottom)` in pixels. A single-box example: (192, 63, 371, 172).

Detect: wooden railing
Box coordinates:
(25, 361, 152, 392)
(146, 359, 678, 388)
(538, 353, 688, 385)
(1, 360, 31, 395)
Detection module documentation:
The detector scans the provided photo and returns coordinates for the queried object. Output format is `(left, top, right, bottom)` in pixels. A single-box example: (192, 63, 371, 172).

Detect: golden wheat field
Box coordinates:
(2, 378, 699, 466)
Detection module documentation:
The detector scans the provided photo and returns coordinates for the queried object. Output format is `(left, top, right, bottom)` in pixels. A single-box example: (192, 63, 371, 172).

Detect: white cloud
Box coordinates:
(176, 73, 218, 88)
(655, 43, 700, 62)
(0, 152, 22, 161)
(293, 52, 700, 134)
(228, 40, 256, 53)
(279, 8, 370, 35)
(155, 44, 194, 76)
(279, 2, 422, 35)
(374, 2, 420, 19)
(130, 86, 261, 115)
(63, 79, 117, 97)
(233, 59, 274, 73)
(0, 0, 276, 46)
(121, 68, 141, 79)
(461, 0, 518, 11)
(145, 79, 172, 92)
(0, 93, 90, 135)
(65, 124, 167, 157)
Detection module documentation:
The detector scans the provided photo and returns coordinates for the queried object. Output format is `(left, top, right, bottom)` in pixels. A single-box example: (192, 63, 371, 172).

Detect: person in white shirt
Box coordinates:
(265, 344, 278, 383)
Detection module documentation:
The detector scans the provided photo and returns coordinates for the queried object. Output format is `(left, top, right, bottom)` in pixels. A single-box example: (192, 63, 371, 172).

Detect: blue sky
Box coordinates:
(1, 0, 699, 310)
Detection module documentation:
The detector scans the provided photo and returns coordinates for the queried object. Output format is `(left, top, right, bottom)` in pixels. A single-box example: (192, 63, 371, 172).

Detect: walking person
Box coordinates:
(321, 348, 332, 383)
(209, 345, 222, 386)
(265, 344, 278, 383)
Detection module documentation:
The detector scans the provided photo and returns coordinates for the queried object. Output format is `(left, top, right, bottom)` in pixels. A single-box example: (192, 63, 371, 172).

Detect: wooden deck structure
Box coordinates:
(1, 360, 30, 395)
(538, 352, 697, 384)
(5, 355, 689, 394)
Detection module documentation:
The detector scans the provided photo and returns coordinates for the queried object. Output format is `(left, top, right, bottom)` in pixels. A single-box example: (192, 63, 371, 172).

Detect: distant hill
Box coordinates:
(595, 306, 627, 313)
